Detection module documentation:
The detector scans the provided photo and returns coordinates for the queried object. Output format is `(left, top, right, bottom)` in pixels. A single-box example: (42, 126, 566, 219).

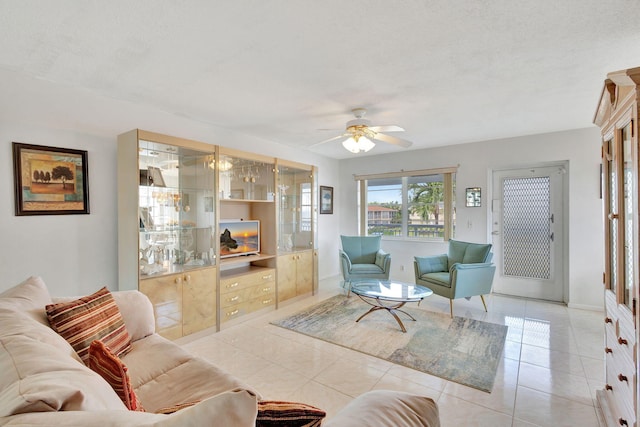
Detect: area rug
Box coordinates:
(271, 294, 508, 392)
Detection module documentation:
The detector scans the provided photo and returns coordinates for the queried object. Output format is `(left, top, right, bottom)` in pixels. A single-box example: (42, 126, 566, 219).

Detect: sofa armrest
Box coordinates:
(112, 291, 155, 342)
(375, 250, 391, 273)
(324, 390, 439, 427)
(450, 263, 496, 298)
(339, 249, 352, 273)
(0, 389, 259, 427)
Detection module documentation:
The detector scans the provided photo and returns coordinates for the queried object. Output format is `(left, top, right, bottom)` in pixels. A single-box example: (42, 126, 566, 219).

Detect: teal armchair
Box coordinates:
(414, 240, 495, 317)
(340, 235, 391, 295)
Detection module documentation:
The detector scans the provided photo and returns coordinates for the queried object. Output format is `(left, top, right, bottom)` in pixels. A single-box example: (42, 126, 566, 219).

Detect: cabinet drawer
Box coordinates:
(220, 269, 276, 294)
(220, 282, 275, 308)
(607, 350, 636, 417)
(220, 291, 276, 323)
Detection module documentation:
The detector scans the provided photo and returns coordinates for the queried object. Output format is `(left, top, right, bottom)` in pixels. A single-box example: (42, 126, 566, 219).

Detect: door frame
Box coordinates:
(486, 161, 570, 303)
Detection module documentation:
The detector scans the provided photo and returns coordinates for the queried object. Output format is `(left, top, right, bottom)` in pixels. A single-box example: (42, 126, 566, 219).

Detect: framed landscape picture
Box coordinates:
(320, 185, 333, 214)
(13, 142, 90, 215)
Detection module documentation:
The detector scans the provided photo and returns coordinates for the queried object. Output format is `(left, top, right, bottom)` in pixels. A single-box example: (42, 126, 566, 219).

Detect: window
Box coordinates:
(355, 167, 456, 240)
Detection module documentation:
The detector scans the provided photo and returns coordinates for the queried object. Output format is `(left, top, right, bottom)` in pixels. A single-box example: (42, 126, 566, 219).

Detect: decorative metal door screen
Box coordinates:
(502, 176, 551, 279)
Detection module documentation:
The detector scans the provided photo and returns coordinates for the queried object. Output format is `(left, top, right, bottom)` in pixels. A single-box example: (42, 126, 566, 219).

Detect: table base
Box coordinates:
(354, 296, 418, 333)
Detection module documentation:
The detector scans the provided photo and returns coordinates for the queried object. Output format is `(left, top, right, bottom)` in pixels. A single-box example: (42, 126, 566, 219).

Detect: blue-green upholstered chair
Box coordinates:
(339, 235, 391, 295)
(414, 240, 495, 317)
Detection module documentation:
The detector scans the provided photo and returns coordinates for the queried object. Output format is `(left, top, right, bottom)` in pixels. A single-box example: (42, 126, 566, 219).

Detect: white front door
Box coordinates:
(491, 165, 565, 301)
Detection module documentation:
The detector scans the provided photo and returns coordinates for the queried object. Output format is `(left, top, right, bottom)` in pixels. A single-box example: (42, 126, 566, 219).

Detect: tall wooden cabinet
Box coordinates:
(118, 130, 218, 339)
(118, 130, 319, 337)
(594, 66, 640, 427)
(276, 160, 317, 304)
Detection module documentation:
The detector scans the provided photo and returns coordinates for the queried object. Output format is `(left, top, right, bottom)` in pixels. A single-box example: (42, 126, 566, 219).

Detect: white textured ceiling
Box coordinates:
(1, 1, 639, 159)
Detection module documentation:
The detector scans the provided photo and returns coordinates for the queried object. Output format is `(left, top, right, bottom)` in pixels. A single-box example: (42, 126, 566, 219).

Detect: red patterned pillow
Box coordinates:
(257, 400, 326, 427)
(46, 287, 132, 365)
(88, 340, 144, 411)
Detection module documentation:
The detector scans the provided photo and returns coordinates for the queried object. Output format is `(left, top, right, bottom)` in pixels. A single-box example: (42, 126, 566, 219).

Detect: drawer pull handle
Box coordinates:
(605, 317, 613, 324)
(263, 287, 271, 292)
(229, 296, 239, 302)
(619, 418, 628, 426)
(618, 374, 628, 383)
(618, 337, 628, 346)
(262, 275, 272, 280)
(226, 309, 239, 317)
(262, 299, 272, 304)
(227, 282, 239, 289)
(605, 384, 613, 391)
(605, 347, 613, 354)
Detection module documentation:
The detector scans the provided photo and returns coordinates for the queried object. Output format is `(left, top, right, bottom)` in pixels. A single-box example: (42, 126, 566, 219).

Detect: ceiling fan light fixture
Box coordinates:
(342, 135, 375, 153)
(359, 136, 375, 152)
(342, 136, 360, 153)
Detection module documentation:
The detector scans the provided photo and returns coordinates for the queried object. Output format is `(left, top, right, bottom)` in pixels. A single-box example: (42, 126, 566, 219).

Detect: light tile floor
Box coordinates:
(180, 276, 605, 427)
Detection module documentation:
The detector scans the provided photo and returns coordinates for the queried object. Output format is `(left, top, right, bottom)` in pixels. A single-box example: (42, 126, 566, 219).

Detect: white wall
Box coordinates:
(338, 127, 603, 310)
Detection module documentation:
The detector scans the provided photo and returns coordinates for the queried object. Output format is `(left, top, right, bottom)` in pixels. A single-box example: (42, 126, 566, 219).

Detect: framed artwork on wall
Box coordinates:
(12, 142, 90, 216)
(465, 187, 481, 207)
(320, 185, 334, 214)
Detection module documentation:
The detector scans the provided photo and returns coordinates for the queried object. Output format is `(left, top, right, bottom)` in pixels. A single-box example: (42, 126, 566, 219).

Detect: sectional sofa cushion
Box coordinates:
(0, 312, 127, 417)
(121, 333, 261, 413)
(88, 340, 144, 411)
(0, 276, 52, 325)
(46, 287, 132, 364)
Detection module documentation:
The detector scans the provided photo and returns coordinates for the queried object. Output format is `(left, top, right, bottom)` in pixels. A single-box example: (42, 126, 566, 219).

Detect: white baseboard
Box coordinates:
(567, 302, 603, 312)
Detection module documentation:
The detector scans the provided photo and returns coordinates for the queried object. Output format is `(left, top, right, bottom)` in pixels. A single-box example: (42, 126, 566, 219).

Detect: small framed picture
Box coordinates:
(320, 185, 334, 214)
(13, 142, 90, 215)
(465, 187, 482, 207)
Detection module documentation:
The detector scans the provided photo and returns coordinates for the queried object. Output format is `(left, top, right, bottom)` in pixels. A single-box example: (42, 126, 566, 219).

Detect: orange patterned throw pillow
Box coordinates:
(256, 400, 326, 427)
(46, 287, 132, 365)
(88, 340, 144, 411)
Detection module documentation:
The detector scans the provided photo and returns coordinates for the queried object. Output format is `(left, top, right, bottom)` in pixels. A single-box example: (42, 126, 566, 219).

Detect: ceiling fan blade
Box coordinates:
(369, 125, 405, 133)
(372, 133, 413, 148)
(308, 134, 348, 148)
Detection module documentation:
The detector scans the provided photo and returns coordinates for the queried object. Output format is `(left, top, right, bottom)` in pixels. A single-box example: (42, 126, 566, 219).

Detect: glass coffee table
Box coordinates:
(350, 280, 433, 332)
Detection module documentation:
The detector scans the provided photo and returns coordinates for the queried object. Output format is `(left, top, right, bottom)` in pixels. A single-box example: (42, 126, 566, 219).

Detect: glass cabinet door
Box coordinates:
(277, 165, 313, 253)
(138, 140, 216, 276)
(604, 138, 618, 295)
(603, 119, 638, 310)
(621, 123, 635, 308)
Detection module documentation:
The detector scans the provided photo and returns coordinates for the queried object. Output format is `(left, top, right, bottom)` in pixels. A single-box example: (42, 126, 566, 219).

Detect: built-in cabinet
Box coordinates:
(118, 130, 317, 339)
(118, 130, 218, 339)
(276, 160, 317, 303)
(217, 148, 279, 322)
(594, 66, 640, 427)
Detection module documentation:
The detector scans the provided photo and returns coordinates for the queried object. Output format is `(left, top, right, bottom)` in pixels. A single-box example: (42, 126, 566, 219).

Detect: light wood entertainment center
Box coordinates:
(117, 129, 318, 339)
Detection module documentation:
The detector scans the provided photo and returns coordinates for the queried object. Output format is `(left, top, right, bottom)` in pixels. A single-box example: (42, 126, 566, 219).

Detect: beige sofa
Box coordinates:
(0, 277, 440, 426)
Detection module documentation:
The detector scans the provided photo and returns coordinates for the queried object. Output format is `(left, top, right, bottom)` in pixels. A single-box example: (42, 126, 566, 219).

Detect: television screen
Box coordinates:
(220, 220, 260, 258)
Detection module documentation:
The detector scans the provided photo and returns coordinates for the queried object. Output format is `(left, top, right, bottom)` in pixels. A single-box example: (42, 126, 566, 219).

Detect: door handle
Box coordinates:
(550, 232, 554, 242)
(491, 231, 499, 235)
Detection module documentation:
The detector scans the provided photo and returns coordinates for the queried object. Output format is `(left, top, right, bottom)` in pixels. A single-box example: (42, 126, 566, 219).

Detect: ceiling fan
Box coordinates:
(312, 108, 413, 153)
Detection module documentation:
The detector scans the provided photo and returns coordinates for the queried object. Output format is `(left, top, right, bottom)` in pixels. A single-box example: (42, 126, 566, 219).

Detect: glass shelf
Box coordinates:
(218, 154, 275, 201)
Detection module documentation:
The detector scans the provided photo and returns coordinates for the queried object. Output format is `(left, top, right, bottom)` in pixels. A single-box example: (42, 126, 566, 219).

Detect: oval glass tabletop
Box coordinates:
(350, 280, 433, 301)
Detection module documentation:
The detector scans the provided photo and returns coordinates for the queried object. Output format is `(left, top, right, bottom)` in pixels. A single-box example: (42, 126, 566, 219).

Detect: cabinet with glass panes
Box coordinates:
(594, 66, 640, 427)
(117, 130, 217, 339)
(276, 159, 317, 303)
(217, 148, 278, 325)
